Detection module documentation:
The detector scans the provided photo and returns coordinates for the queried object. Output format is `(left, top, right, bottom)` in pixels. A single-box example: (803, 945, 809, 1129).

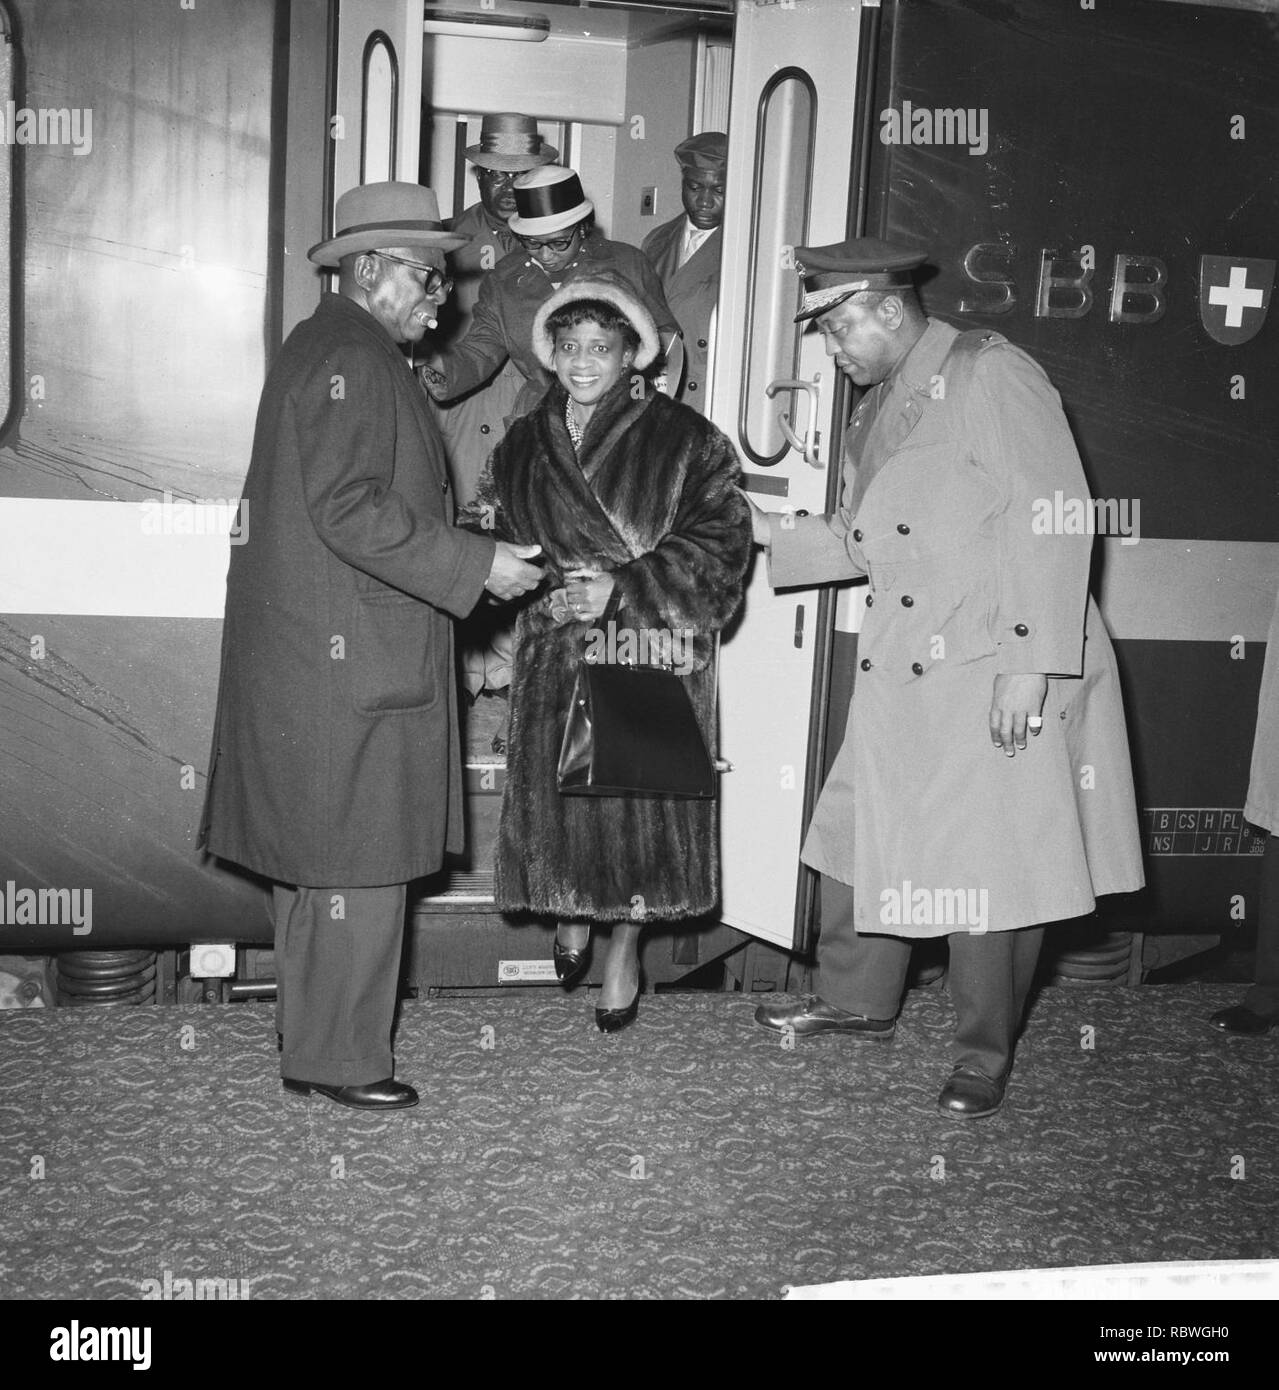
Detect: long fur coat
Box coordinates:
(462, 380, 751, 922)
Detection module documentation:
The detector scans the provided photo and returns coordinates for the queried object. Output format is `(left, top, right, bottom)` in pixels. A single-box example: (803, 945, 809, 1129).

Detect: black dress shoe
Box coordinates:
(754, 994, 895, 1039)
(553, 939, 591, 987)
(1208, 1005, 1277, 1036)
(283, 1077, 419, 1110)
(937, 1065, 1005, 1119)
(595, 985, 640, 1034)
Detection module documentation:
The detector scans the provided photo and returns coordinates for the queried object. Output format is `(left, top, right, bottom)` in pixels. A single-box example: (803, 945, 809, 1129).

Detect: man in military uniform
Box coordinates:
(1209, 580, 1279, 1036)
(640, 132, 727, 413)
(744, 238, 1145, 1119)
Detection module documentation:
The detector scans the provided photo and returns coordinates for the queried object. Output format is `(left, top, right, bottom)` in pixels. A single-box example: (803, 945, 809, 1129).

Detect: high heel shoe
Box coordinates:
(595, 983, 640, 1034)
(553, 936, 591, 987)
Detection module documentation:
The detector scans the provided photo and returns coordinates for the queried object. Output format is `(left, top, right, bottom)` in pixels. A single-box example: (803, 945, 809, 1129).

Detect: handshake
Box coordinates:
(485, 542, 544, 601)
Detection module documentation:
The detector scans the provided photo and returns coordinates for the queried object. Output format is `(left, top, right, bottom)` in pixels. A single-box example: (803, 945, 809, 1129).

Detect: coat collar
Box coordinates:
(889, 317, 960, 398)
(315, 294, 446, 479)
(317, 290, 401, 351)
(532, 380, 658, 563)
(865, 317, 961, 447)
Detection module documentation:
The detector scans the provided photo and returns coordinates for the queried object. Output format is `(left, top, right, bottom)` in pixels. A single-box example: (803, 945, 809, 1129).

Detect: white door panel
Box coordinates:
(334, 0, 425, 197)
(714, 0, 867, 947)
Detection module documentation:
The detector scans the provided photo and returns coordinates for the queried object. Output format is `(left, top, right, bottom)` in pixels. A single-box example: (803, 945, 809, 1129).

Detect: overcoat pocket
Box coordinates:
(351, 589, 441, 714)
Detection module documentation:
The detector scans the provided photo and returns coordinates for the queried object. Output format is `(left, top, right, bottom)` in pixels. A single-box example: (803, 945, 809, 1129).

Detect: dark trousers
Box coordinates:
(816, 875, 1044, 1078)
(1244, 834, 1279, 1016)
(271, 883, 408, 1085)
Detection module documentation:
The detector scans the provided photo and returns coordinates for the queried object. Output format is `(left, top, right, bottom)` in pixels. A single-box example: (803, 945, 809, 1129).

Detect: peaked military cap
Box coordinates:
(793, 236, 927, 321)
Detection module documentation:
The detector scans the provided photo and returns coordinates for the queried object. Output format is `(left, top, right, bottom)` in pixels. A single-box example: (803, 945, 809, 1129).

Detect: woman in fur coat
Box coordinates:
(461, 270, 751, 1030)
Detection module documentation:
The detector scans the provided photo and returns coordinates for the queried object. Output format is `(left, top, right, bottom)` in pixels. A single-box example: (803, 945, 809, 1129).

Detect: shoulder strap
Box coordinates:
(935, 327, 1006, 445)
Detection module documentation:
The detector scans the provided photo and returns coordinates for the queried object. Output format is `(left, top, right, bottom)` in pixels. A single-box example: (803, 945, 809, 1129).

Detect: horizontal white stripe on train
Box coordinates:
(0, 498, 233, 618)
(0, 499, 1274, 638)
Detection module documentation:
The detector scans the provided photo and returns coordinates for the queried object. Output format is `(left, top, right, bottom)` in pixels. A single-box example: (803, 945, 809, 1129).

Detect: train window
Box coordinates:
(738, 69, 816, 466)
(360, 32, 398, 184)
(0, 6, 12, 438)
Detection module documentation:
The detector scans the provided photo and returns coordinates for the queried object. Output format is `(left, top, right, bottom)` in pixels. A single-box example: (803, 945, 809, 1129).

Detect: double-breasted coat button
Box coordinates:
(852, 528, 863, 541)
(442, 479, 450, 492)
(911, 661, 923, 675)
(1014, 622, 1029, 636)
(865, 594, 874, 607)
(480, 424, 491, 435)
(897, 523, 911, 535)
(688, 381, 698, 391)
(697, 338, 707, 348)
(901, 594, 914, 607)
(860, 658, 872, 671)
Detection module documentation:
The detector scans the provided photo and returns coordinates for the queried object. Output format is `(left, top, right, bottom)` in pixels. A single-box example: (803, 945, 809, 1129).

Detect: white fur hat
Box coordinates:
(531, 272, 661, 372)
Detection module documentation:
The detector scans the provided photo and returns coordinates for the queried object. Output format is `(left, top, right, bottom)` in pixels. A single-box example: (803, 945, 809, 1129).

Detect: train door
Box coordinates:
(333, 1, 425, 194)
(714, 0, 871, 951)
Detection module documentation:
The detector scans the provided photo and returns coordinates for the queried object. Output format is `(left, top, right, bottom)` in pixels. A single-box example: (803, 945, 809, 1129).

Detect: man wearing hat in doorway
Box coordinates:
(432, 113, 558, 508)
(743, 237, 1144, 1118)
(431, 115, 557, 707)
(199, 182, 544, 1112)
(641, 132, 727, 414)
(421, 164, 683, 421)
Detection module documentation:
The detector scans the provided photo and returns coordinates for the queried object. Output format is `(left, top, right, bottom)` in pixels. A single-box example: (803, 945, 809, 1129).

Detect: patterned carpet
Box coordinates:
(1, 982, 1276, 1300)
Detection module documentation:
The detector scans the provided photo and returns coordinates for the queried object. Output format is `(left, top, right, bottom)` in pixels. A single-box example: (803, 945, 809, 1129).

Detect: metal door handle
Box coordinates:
(765, 374, 823, 467)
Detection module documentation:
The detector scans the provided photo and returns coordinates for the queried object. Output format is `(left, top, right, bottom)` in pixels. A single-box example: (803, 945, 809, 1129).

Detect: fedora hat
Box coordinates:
(307, 182, 468, 266)
(532, 271, 661, 372)
(508, 166, 594, 238)
(466, 113, 558, 172)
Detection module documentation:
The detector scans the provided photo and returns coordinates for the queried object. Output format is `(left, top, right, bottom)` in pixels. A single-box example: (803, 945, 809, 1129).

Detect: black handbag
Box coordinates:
(557, 650, 715, 799)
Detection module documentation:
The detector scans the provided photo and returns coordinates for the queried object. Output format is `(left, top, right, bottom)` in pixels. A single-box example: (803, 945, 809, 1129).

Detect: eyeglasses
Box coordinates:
(516, 232, 579, 255)
(371, 252, 452, 296)
(476, 168, 518, 186)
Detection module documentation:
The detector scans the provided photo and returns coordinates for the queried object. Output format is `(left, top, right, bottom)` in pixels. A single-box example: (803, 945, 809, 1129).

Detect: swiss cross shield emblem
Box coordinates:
(1199, 256, 1274, 345)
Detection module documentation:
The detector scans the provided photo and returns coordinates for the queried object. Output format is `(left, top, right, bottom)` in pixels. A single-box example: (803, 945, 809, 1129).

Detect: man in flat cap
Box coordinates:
(744, 237, 1144, 1118)
(641, 132, 727, 413)
(199, 182, 544, 1111)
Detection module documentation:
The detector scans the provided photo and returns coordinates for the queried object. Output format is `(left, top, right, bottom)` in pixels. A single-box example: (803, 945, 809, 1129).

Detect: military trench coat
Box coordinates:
(1245, 584, 1279, 834)
(769, 318, 1145, 937)
(198, 293, 495, 887)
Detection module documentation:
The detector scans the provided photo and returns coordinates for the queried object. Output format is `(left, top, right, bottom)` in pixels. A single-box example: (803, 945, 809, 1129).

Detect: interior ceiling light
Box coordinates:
(422, 8, 551, 41)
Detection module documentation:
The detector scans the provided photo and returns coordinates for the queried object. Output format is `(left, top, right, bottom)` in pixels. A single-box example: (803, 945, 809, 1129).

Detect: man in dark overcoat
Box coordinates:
(198, 182, 544, 1111)
(745, 238, 1145, 1119)
(640, 132, 727, 414)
